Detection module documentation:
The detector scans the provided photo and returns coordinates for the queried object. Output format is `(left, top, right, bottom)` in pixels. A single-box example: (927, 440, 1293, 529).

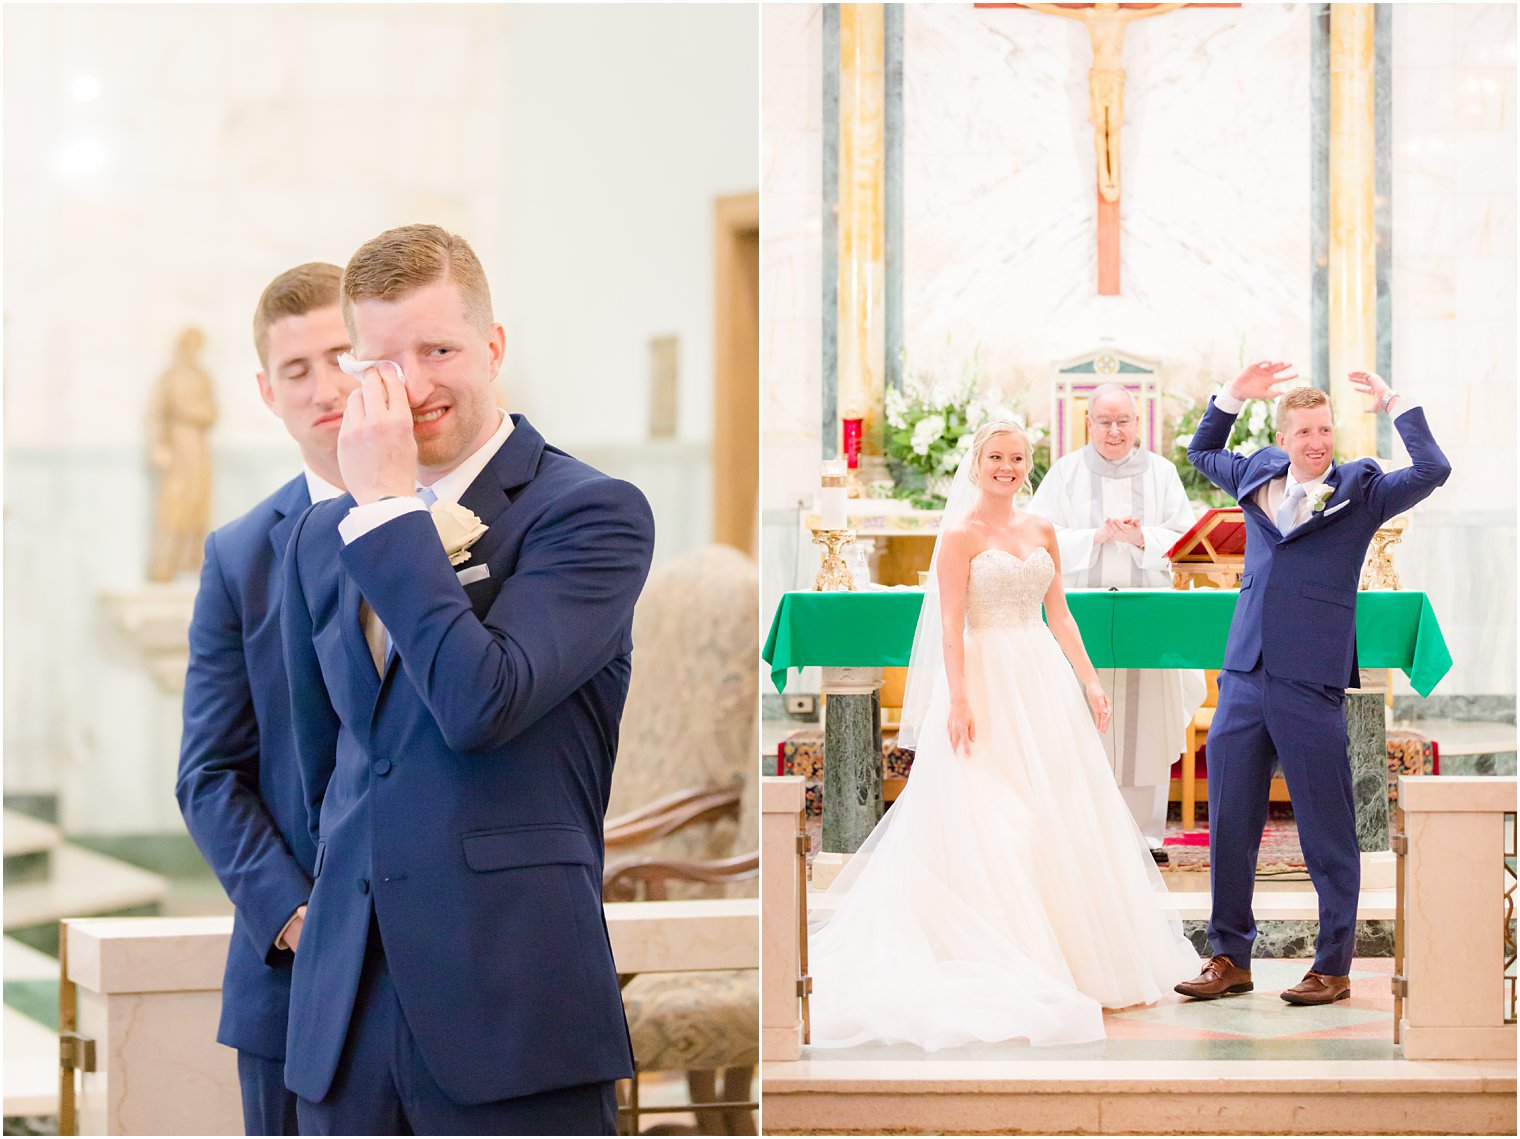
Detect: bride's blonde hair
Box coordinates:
(965, 419, 1030, 485)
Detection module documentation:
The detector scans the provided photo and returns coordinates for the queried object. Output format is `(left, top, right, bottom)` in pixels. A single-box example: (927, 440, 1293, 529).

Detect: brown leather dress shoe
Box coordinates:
(1174, 954, 1253, 999)
(1280, 971, 1351, 1005)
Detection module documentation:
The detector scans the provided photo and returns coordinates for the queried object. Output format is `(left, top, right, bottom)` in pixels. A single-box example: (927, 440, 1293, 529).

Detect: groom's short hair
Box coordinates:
(1276, 386, 1331, 434)
(341, 224, 493, 338)
(253, 262, 342, 370)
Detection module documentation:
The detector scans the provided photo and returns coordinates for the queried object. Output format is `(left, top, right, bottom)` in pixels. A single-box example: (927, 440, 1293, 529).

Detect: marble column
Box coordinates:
(837, 3, 886, 474)
(821, 666, 884, 853)
(1347, 683, 1390, 852)
(1327, 3, 1378, 458)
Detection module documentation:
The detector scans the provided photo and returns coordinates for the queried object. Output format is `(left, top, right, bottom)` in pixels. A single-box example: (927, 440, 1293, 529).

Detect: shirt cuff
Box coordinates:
(339, 497, 427, 544)
(1215, 389, 1246, 415)
(274, 904, 307, 951)
(1389, 396, 1418, 420)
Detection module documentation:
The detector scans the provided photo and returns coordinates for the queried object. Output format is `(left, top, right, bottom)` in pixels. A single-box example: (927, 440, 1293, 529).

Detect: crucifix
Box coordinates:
(979, 3, 1236, 294)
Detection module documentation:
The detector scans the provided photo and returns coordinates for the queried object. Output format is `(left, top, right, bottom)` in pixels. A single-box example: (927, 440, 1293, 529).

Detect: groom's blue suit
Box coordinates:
(280, 415, 652, 1126)
(176, 474, 315, 1135)
(1189, 398, 1450, 975)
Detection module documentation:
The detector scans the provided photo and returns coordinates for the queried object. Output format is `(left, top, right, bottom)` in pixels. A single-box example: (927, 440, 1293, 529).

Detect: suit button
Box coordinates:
(357, 878, 370, 895)
(373, 757, 392, 776)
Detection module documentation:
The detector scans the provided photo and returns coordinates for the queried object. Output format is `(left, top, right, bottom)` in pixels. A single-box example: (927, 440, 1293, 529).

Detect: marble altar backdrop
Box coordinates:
(3, 4, 757, 833)
(759, 3, 1514, 703)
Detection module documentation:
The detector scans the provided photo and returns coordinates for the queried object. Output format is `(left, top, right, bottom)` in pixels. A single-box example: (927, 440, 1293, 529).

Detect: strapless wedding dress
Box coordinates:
(808, 547, 1199, 1050)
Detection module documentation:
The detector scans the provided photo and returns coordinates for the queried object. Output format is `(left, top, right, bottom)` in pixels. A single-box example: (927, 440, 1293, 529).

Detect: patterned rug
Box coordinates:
(1162, 803, 1307, 875)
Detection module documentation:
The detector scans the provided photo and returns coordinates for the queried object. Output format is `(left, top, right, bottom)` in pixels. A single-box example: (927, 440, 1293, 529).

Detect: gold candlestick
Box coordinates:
(811, 528, 857, 592)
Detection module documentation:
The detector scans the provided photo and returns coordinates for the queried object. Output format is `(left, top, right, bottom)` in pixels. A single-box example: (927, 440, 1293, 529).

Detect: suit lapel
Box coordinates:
(267, 475, 312, 560)
(1281, 464, 1347, 543)
(1238, 452, 1290, 535)
(371, 416, 548, 701)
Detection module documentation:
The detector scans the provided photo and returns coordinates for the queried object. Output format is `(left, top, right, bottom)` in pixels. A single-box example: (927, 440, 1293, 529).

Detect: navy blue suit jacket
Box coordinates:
(176, 474, 317, 1061)
(280, 415, 654, 1106)
(1188, 399, 1451, 688)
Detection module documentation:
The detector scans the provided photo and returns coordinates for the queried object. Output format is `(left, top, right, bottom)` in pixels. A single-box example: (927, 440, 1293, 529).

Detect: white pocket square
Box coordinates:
(456, 564, 491, 585)
(1323, 501, 1350, 517)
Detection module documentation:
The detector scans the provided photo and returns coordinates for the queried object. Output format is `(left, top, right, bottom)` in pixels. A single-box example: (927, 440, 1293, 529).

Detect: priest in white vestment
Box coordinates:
(1028, 384, 1207, 859)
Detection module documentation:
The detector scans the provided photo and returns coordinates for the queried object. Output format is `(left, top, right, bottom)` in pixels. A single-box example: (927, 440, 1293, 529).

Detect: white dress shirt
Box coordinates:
(1214, 387, 1417, 531)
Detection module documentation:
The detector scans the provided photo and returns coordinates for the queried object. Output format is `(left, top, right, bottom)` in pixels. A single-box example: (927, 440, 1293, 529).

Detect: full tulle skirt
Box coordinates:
(807, 620, 1200, 1050)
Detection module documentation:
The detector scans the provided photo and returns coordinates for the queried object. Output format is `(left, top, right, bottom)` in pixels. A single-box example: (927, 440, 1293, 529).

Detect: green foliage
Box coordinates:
(884, 348, 1050, 509)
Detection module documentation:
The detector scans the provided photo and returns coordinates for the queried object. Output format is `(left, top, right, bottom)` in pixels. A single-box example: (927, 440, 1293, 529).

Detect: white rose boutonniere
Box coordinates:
(430, 501, 488, 565)
(1308, 484, 1335, 515)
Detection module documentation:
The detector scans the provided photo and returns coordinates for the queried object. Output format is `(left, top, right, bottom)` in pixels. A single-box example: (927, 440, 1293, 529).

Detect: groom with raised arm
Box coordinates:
(281, 224, 654, 1134)
(1177, 363, 1449, 1005)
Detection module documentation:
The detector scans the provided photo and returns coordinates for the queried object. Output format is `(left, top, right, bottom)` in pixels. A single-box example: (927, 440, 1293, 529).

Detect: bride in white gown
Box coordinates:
(809, 420, 1200, 1050)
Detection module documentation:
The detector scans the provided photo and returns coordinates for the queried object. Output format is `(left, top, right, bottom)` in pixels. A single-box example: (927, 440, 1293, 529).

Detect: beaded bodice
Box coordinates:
(965, 547, 1053, 631)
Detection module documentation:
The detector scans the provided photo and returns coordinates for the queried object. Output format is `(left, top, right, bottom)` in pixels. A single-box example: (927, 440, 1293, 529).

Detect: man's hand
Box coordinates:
(1112, 518, 1144, 547)
(337, 364, 417, 505)
(1347, 370, 1397, 414)
(276, 903, 307, 953)
(1094, 519, 1119, 544)
(1228, 360, 1299, 402)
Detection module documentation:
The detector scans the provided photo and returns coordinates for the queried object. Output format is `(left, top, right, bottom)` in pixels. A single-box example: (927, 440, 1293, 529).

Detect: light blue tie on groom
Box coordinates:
(1275, 481, 1305, 535)
(362, 487, 440, 672)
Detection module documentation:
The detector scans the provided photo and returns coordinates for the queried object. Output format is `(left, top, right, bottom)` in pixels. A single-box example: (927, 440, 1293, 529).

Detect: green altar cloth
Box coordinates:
(763, 589, 1452, 698)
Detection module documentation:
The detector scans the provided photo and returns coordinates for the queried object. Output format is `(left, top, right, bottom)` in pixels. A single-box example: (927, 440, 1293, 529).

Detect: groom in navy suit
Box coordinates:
(1179, 364, 1450, 1005)
(281, 225, 654, 1134)
(176, 263, 355, 1134)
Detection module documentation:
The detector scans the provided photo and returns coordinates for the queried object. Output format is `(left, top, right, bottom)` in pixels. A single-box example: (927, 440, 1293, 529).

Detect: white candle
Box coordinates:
(820, 460, 848, 530)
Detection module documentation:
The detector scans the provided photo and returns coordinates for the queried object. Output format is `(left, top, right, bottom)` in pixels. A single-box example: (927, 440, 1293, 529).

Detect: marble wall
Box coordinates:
(760, 3, 1514, 700)
(1388, 3, 1516, 699)
(3, 4, 757, 831)
(900, 3, 1311, 422)
(760, 5, 825, 640)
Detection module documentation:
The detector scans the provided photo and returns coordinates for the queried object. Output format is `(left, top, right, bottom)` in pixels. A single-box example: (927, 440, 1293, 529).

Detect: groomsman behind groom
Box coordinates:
(281, 224, 655, 1134)
(176, 263, 356, 1135)
(1178, 364, 1449, 1006)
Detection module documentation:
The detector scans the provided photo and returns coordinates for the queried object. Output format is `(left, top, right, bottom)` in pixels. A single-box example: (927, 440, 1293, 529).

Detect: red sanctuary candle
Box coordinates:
(842, 417, 863, 469)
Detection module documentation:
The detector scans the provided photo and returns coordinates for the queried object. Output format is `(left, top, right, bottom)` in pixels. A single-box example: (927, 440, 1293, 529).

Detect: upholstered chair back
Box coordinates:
(607, 544, 759, 868)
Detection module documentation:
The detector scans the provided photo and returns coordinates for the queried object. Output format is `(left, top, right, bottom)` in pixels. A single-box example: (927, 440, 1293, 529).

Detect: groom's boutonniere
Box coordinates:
(1308, 484, 1334, 515)
(430, 501, 489, 565)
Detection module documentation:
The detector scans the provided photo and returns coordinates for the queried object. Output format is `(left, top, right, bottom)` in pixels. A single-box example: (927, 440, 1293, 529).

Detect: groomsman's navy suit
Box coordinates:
(281, 415, 653, 1133)
(177, 474, 317, 1136)
(1189, 398, 1450, 976)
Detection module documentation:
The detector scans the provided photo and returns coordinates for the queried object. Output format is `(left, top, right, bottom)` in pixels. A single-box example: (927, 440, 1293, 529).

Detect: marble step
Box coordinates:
(761, 1055, 1516, 1136)
(3, 1004, 58, 1119)
(1394, 718, 1516, 759)
(808, 863, 1397, 959)
(3, 810, 60, 885)
(4, 844, 169, 955)
(4, 936, 59, 983)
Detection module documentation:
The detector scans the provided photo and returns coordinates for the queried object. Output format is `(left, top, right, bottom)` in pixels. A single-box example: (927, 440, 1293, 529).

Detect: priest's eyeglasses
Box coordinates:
(1092, 416, 1135, 429)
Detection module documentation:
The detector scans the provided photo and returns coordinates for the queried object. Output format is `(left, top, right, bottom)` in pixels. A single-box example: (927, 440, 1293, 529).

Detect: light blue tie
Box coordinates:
(1276, 481, 1305, 535)
(385, 487, 441, 664)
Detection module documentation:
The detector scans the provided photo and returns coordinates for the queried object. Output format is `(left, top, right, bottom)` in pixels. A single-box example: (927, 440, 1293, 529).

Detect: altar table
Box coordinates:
(763, 589, 1451, 852)
(765, 588, 1451, 696)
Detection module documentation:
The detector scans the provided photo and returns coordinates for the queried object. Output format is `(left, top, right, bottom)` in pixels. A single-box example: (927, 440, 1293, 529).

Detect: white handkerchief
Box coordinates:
(456, 564, 490, 586)
(337, 353, 407, 385)
(1323, 500, 1350, 517)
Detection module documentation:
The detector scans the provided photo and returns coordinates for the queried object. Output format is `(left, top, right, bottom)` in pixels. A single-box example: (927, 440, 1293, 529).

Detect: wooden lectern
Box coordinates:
(1167, 507, 1246, 590)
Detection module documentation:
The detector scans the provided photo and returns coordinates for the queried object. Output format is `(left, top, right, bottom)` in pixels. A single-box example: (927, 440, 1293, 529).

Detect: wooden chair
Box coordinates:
(1177, 669, 1291, 832)
(1179, 671, 1219, 832)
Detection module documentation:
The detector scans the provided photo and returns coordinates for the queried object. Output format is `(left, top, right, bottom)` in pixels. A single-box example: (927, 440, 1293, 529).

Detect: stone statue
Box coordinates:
(1024, 3, 1187, 202)
(147, 327, 217, 582)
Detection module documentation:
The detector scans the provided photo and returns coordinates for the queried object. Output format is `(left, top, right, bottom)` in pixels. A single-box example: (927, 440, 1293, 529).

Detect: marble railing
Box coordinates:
(61, 899, 757, 1135)
(1397, 775, 1518, 1061)
(760, 777, 806, 1062)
